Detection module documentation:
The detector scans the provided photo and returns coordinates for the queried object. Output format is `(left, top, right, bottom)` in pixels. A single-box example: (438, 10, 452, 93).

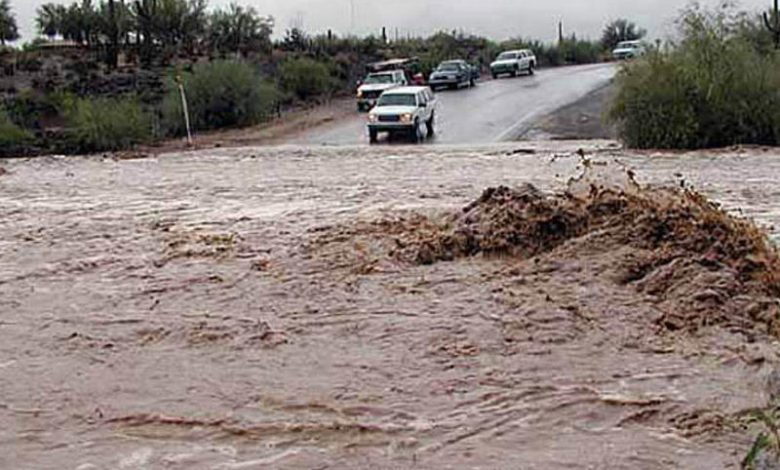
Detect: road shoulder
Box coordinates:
(521, 83, 617, 141)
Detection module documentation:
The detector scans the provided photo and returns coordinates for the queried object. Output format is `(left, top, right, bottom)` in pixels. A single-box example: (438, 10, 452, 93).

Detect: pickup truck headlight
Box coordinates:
(400, 113, 413, 123)
(357, 90, 363, 98)
(368, 114, 378, 123)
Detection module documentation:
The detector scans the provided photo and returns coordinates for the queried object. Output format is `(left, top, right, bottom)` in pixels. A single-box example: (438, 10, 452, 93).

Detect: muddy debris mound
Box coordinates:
(410, 182, 780, 336)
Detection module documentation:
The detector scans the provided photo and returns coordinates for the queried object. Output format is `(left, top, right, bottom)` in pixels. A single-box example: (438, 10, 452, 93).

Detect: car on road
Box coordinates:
(428, 60, 479, 90)
(367, 86, 437, 144)
(490, 49, 536, 78)
(356, 70, 408, 112)
(612, 40, 646, 60)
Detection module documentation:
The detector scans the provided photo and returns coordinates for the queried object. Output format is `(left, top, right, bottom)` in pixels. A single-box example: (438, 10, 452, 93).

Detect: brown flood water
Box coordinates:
(2, 141, 780, 469)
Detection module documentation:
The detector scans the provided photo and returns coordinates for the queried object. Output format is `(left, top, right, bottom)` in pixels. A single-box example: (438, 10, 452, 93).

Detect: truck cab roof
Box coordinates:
(380, 86, 431, 95)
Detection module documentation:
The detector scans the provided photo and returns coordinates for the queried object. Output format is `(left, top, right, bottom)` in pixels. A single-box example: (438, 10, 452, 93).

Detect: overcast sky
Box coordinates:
(11, 0, 771, 44)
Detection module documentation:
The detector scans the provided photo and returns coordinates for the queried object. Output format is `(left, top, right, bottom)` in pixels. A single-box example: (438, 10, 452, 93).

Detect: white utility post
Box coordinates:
(176, 74, 193, 146)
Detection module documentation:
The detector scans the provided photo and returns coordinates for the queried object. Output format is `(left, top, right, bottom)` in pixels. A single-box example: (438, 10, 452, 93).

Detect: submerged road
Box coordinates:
(294, 63, 616, 146)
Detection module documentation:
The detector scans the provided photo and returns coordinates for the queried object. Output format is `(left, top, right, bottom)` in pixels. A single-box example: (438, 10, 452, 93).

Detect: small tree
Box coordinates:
(279, 57, 334, 100)
(154, 0, 207, 55)
(208, 3, 273, 57)
(96, 0, 132, 67)
(0, 0, 20, 45)
(281, 28, 308, 52)
(78, 0, 99, 46)
(132, 0, 158, 66)
(601, 18, 646, 51)
(37, 3, 66, 39)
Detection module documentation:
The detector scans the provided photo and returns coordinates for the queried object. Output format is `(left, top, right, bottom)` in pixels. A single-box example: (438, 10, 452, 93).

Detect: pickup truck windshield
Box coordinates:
(438, 63, 461, 71)
(497, 52, 517, 60)
(364, 74, 395, 84)
(377, 94, 417, 107)
(616, 42, 639, 49)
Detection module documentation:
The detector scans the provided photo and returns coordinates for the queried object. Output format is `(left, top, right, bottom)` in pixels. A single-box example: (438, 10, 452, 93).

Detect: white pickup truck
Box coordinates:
(367, 86, 437, 143)
(356, 70, 408, 112)
(490, 49, 537, 78)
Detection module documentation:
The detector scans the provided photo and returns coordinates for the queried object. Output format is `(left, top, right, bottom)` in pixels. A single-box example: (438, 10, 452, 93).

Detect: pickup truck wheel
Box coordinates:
(511, 68, 518, 78)
(528, 63, 535, 75)
(410, 120, 423, 143)
(469, 78, 476, 87)
(369, 129, 378, 144)
(492, 73, 498, 80)
(426, 113, 435, 136)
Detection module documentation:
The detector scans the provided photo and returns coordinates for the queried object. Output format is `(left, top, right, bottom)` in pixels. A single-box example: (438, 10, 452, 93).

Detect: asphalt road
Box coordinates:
(293, 63, 616, 146)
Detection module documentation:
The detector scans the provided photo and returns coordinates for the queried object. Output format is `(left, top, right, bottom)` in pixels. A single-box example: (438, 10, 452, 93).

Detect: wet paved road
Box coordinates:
(294, 64, 616, 146)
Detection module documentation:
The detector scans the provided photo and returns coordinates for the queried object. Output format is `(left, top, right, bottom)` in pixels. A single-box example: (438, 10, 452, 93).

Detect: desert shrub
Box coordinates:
(2, 89, 76, 131)
(559, 37, 603, 64)
(3, 89, 48, 129)
(278, 57, 335, 101)
(609, 5, 780, 149)
(0, 106, 33, 152)
(162, 60, 280, 136)
(64, 96, 153, 152)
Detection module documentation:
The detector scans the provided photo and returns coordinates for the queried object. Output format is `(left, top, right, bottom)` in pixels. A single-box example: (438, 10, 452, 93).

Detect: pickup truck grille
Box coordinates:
(378, 115, 400, 123)
(362, 90, 382, 100)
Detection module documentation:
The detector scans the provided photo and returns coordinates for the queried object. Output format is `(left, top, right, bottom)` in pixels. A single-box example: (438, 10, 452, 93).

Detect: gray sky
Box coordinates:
(11, 0, 771, 44)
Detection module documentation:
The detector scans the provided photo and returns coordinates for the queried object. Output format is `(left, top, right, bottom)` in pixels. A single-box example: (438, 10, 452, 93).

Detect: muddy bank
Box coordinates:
(139, 97, 357, 155)
(2, 142, 780, 469)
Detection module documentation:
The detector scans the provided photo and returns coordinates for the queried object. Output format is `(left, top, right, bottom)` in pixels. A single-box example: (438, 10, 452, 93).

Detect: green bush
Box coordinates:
(608, 6, 780, 149)
(0, 107, 33, 151)
(278, 57, 335, 101)
(162, 60, 280, 136)
(559, 37, 603, 65)
(64, 96, 153, 152)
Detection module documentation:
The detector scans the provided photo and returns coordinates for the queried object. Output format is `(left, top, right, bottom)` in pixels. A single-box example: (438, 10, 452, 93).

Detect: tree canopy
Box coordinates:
(601, 19, 647, 50)
(35, 0, 275, 66)
(0, 0, 20, 45)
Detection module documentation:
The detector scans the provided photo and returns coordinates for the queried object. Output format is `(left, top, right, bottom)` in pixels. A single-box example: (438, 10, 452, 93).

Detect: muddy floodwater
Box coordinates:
(3, 142, 780, 469)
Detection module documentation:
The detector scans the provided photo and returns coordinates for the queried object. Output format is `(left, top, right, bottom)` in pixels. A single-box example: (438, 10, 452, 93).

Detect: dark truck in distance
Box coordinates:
(428, 60, 479, 90)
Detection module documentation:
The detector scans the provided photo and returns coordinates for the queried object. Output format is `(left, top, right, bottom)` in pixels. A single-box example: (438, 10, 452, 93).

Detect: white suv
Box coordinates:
(357, 70, 408, 112)
(612, 40, 646, 60)
(367, 87, 437, 143)
(490, 49, 537, 78)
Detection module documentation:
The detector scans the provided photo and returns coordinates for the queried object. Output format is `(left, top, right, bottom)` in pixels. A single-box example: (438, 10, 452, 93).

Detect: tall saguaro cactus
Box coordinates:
(764, 0, 780, 49)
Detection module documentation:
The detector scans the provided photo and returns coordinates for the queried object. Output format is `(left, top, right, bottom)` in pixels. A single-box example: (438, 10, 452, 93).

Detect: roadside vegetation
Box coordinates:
(161, 60, 279, 136)
(609, 4, 780, 149)
(278, 57, 337, 101)
(64, 95, 152, 152)
(0, 106, 32, 149)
